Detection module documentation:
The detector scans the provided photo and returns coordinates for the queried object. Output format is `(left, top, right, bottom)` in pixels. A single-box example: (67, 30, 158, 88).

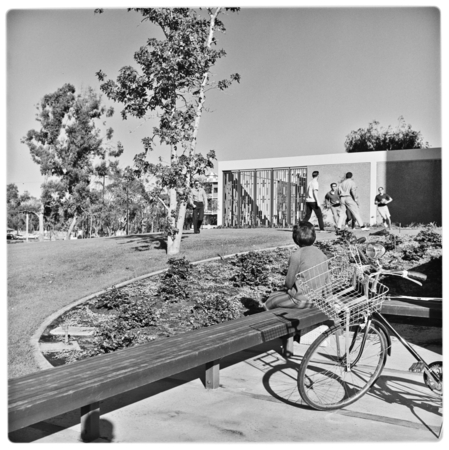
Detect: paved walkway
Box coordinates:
(10, 329, 442, 443)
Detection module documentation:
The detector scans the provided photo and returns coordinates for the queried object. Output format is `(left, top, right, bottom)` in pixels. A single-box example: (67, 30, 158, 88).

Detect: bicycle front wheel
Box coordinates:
(298, 323, 388, 410)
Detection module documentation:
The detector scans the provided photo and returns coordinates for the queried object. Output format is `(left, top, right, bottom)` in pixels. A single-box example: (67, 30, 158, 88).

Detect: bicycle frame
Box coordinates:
(373, 311, 442, 385)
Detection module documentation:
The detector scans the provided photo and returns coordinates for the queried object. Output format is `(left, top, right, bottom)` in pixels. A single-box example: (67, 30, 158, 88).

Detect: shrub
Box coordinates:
(192, 294, 241, 328)
(230, 251, 273, 287)
(94, 286, 130, 310)
(158, 257, 193, 302)
(414, 227, 442, 248)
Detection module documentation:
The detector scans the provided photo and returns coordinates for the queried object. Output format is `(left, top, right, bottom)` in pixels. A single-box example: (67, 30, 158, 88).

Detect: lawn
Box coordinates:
(7, 226, 441, 379)
(8, 228, 304, 378)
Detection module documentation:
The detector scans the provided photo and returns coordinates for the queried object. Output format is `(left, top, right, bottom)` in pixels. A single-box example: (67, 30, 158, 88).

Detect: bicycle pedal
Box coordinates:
(408, 362, 426, 373)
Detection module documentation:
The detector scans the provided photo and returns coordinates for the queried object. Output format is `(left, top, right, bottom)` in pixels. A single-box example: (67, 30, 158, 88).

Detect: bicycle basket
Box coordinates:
(295, 256, 389, 326)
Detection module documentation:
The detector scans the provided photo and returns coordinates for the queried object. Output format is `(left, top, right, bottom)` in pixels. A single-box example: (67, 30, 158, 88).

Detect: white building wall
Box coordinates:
(217, 148, 441, 226)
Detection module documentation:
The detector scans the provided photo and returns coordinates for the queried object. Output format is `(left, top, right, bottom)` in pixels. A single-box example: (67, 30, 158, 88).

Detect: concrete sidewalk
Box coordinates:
(9, 329, 442, 443)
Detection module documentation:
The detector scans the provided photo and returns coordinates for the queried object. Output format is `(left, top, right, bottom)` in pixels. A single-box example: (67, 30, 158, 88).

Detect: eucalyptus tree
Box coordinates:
(22, 84, 123, 239)
(96, 7, 240, 254)
(345, 116, 430, 152)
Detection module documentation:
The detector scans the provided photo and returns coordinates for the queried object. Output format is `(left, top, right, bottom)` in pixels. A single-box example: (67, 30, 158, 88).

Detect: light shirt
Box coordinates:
(306, 178, 319, 202)
(191, 187, 207, 204)
(338, 178, 358, 201)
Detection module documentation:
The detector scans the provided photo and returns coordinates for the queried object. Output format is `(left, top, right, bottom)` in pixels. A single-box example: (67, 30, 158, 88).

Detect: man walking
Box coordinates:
(375, 187, 393, 230)
(337, 172, 370, 231)
(324, 183, 341, 231)
(189, 180, 208, 234)
(303, 171, 325, 232)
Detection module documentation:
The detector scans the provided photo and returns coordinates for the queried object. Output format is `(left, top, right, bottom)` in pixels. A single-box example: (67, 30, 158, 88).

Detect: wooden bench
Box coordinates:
(9, 297, 440, 442)
(381, 298, 442, 327)
(8, 307, 327, 441)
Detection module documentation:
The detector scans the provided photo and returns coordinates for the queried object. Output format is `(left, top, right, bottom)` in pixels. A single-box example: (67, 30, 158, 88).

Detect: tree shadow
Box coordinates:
(108, 233, 190, 253)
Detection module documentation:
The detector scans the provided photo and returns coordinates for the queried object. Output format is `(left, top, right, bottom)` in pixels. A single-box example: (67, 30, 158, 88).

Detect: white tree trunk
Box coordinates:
(66, 214, 77, 240)
(167, 201, 187, 256)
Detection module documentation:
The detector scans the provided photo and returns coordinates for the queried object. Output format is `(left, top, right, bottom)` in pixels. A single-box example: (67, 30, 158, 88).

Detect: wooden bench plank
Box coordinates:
(9, 308, 327, 433)
(10, 298, 438, 435)
(381, 299, 442, 326)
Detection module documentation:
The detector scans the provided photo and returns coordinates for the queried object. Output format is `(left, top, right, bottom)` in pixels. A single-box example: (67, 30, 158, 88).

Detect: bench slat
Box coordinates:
(9, 308, 326, 432)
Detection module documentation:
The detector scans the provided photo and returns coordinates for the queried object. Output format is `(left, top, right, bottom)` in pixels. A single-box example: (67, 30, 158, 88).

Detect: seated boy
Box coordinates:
(264, 221, 329, 310)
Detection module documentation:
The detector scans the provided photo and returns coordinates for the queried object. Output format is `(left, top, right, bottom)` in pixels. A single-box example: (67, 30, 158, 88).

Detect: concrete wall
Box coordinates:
(217, 148, 441, 227)
(376, 159, 442, 226)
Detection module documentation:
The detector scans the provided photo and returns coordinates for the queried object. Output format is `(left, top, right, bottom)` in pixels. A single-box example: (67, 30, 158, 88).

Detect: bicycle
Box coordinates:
(296, 236, 442, 412)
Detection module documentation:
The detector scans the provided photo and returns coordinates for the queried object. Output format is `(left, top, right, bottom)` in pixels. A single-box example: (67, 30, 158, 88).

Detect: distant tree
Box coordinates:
(96, 7, 240, 254)
(7, 183, 19, 206)
(22, 84, 123, 239)
(345, 116, 430, 153)
(6, 184, 41, 232)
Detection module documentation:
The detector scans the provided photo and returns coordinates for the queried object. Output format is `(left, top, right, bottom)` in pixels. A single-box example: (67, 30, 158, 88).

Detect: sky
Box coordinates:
(3, 2, 444, 199)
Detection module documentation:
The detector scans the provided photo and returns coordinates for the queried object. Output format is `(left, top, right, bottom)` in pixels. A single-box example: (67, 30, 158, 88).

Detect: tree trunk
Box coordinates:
(167, 201, 187, 256)
(66, 214, 78, 240)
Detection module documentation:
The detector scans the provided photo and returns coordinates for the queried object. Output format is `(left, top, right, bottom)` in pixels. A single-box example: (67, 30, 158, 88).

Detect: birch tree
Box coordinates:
(96, 7, 240, 255)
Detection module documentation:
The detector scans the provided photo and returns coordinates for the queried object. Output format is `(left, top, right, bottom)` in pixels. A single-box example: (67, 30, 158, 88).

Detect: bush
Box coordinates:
(158, 257, 193, 302)
(192, 294, 241, 328)
(91, 294, 160, 354)
(414, 227, 442, 248)
(95, 286, 130, 310)
(231, 251, 274, 287)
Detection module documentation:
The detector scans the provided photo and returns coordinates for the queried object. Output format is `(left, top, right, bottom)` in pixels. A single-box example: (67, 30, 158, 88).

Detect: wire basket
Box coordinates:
(295, 256, 388, 326)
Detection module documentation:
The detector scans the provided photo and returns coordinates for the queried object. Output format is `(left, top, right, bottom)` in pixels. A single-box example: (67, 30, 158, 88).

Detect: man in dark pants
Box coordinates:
(303, 171, 325, 232)
(190, 180, 208, 234)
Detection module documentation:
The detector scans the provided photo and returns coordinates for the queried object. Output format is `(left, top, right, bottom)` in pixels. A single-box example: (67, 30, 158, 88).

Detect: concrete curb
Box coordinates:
(31, 244, 298, 370)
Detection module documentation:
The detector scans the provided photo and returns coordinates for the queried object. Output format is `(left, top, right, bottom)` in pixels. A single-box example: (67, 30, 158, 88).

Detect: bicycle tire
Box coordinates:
(298, 323, 388, 410)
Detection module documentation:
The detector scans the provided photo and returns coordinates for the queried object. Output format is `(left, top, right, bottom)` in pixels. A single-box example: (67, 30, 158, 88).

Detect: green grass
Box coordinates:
(8, 228, 303, 379)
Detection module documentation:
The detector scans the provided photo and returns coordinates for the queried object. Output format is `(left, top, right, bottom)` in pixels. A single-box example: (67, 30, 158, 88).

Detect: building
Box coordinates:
(202, 171, 219, 228)
(217, 148, 441, 228)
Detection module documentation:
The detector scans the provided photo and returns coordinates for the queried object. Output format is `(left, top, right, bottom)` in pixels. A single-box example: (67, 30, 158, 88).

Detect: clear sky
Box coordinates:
(4, 2, 444, 199)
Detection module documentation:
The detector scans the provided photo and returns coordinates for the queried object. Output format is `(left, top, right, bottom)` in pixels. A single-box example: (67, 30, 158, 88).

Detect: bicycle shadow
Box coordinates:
(261, 358, 442, 438)
(367, 374, 442, 437)
(261, 357, 310, 409)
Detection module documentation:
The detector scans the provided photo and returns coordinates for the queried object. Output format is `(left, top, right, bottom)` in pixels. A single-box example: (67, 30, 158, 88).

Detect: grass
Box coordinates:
(7, 225, 433, 379)
(8, 228, 305, 379)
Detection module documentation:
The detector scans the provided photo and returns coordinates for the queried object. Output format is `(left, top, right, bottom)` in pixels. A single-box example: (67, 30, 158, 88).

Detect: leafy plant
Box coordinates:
(231, 251, 274, 287)
(192, 294, 241, 328)
(414, 227, 442, 248)
(95, 286, 130, 310)
(158, 257, 193, 302)
(345, 116, 429, 153)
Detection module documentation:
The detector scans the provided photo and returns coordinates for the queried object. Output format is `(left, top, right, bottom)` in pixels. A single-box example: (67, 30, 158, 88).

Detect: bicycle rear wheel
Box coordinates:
(298, 323, 388, 410)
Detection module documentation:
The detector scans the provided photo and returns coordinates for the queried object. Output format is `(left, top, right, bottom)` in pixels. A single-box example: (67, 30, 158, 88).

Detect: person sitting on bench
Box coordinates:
(264, 221, 329, 310)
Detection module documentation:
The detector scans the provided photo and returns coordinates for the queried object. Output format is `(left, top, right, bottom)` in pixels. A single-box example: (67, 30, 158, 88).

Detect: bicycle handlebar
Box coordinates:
(406, 271, 427, 282)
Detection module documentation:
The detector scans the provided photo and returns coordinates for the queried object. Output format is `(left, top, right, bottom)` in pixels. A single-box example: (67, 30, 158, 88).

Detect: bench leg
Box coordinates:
(205, 359, 220, 389)
(282, 335, 294, 358)
(80, 402, 100, 442)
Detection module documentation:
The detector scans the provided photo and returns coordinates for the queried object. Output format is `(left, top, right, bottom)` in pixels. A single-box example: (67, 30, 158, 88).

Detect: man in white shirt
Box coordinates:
(189, 180, 208, 234)
(303, 171, 325, 232)
(337, 172, 370, 232)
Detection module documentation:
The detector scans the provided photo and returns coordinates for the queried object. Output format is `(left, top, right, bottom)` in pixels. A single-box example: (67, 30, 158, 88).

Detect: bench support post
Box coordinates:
(205, 359, 220, 389)
(80, 402, 100, 442)
(282, 335, 294, 358)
